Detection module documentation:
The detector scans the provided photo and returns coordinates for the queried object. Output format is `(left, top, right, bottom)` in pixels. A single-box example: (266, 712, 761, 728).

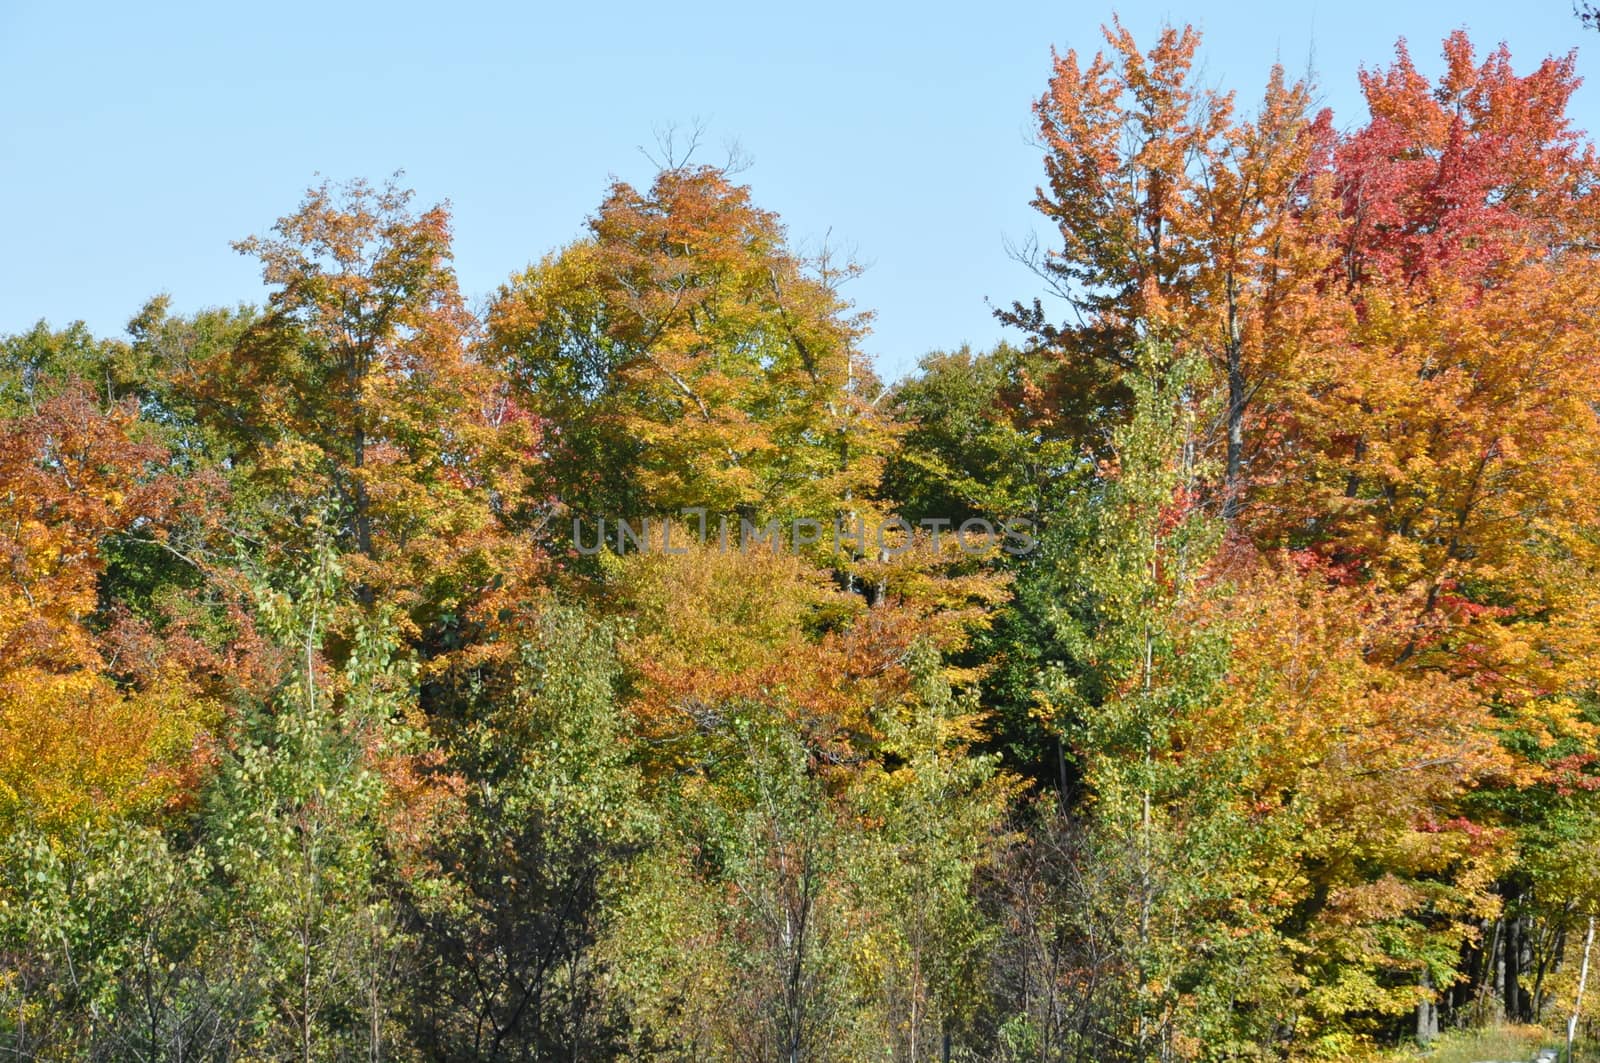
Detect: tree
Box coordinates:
(489, 163, 889, 528)
(594, 524, 1009, 1059)
(1197, 554, 1509, 1051)
(0, 320, 141, 417)
(1246, 37, 1600, 1035)
(844, 646, 1013, 1060)
(1002, 19, 1333, 518)
(0, 820, 236, 1061)
(203, 542, 427, 1060)
(0, 383, 212, 836)
(993, 350, 1275, 1060)
(882, 342, 1076, 531)
(406, 606, 645, 1060)
(1257, 35, 1600, 670)
(187, 177, 544, 676)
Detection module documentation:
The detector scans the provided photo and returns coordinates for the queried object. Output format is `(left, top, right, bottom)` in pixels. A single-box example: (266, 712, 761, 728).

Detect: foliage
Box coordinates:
(6, 23, 1600, 1059)
(490, 164, 889, 529)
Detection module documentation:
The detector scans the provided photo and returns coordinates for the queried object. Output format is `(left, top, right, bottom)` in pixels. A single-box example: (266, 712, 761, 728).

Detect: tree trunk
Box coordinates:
(1222, 276, 1246, 523)
(1223, 348, 1245, 522)
(1568, 916, 1595, 1063)
(1505, 912, 1534, 1023)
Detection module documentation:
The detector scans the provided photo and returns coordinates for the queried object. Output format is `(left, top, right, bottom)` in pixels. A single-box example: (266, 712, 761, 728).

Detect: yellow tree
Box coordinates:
(186, 178, 545, 675)
(1256, 34, 1600, 742)
(489, 164, 889, 527)
(1241, 32, 1600, 1037)
(1194, 550, 1511, 1049)
(0, 385, 211, 833)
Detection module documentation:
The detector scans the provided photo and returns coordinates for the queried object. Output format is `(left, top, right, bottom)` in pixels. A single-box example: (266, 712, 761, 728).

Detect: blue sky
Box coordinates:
(3, 0, 1596, 381)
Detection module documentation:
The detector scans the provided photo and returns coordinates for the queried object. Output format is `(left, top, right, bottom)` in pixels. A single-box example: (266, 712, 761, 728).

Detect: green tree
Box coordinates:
(406, 605, 646, 1059)
(883, 342, 1076, 530)
(204, 541, 425, 1060)
(845, 645, 1013, 1060)
(984, 351, 1291, 1060)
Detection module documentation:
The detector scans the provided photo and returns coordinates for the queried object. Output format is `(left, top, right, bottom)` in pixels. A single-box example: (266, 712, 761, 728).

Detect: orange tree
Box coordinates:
(1001, 19, 1336, 516)
(0, 384, 213, 834)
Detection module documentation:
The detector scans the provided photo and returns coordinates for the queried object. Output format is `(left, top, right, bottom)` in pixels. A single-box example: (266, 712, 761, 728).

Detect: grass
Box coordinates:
(1373, 1023, 1563, 1062)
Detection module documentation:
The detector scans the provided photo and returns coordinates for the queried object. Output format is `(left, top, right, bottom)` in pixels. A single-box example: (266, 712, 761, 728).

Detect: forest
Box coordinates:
(4, 18, 1600, 1062)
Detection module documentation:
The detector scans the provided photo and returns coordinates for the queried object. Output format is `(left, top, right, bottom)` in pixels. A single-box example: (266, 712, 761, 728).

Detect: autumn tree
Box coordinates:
(186, 177, 543, 678)
(1258, 35, 1600, 669)
(489, 163, 889, 531)
(1003, 19, 1333, 517)
(1269, 33, 1600, 1036)
(0, 315, 259, 1058)
(0, 383, 213, 836)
